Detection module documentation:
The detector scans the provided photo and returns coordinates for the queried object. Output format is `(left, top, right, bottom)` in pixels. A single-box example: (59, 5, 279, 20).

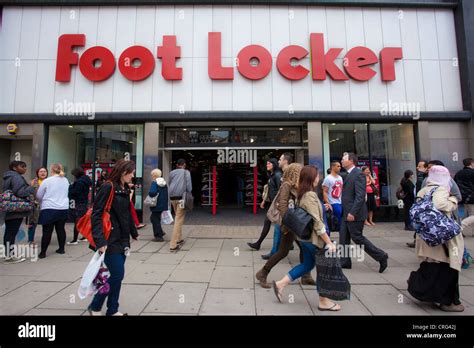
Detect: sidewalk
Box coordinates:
(0, 222, 473, 315)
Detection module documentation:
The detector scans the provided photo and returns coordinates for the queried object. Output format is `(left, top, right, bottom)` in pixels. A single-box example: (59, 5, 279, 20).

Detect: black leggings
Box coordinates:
(41, 219, 67, 254)
(3, 218, 23, 255)
(254, 217, 272, 245)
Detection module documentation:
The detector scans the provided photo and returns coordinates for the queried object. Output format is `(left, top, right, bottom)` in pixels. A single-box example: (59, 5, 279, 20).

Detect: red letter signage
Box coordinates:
(79, 46, 116, 82)
(208, 32, 234, 80)
(119, 46, 155, 81)
(310, 33, 348, 81)
(157, 35, 183, 80)
(380, 47, 403, 81)
(344, 47, 378, 81)
(55, 34, 85, 82)
(237, 45, 272, 80)
(276, 45, 310, 81)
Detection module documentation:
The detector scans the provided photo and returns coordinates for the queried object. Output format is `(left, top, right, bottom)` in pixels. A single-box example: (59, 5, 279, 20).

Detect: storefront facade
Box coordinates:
(1, 0, 473, 221)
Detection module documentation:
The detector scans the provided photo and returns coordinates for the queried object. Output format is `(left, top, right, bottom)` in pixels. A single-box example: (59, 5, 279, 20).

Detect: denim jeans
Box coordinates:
(331, 203, 342, 232)
(270, 224, 281, 255)
(288, 241, 317, 281)
(90, 253, 126, 316)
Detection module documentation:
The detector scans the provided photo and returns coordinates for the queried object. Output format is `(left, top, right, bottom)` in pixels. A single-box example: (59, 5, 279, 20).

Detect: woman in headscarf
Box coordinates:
(408, 165, 465, 312)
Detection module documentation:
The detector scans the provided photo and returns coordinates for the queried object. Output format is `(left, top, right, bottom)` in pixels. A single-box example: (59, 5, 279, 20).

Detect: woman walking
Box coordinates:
(400, 170, 415, 231)
(408, 165, 465, 312)
(67, 167, 92, 245)
(362, 166, 377, 226)
(255, 163, 304, 288)
(247, 158, 282, 256)
(27, 166, 48, 246)
(88, 159, 138, 316)
(36, 163, 70, 259)
(148, 169, 169, 242)
(272, 165, 342, 311)
(2, 161, 35, 264)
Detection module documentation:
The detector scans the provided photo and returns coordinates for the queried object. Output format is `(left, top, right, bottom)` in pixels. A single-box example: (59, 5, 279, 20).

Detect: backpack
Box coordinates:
(409, 186, 461, 247)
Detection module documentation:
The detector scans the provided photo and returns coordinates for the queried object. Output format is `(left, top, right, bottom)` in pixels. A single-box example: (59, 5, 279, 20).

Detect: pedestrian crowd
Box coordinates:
(1, 155, 473, 315)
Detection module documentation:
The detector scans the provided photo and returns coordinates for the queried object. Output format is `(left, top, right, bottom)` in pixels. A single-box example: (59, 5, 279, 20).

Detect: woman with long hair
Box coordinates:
(255, 163, 303, 288)
(408, 165, 465, 312)
(400, 169, 415, 231)
(88, 159, 138, 316)
(272, 165, 341, 311)
(36, 163, 69, 258)
(27, 166, 48, 246)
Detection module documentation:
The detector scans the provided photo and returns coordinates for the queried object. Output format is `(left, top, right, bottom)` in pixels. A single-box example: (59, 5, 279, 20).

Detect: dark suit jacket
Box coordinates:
(341, 167, 368, 221)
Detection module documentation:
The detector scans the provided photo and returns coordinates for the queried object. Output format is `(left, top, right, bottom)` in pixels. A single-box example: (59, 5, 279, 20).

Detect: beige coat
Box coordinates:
(296, 191, 327, 248)
(415, 184, 464, 272)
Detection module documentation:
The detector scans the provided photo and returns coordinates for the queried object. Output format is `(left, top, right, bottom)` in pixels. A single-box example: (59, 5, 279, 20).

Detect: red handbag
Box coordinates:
(77, 183, 115, 248)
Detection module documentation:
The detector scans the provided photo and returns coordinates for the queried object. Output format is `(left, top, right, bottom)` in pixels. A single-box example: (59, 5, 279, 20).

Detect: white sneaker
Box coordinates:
(67, 241, 79, 245)
(87, 307, 103, 316)
(4, 256, 26, 264)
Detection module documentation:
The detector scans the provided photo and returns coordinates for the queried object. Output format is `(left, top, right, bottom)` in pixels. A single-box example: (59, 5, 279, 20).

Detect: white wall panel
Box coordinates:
(386, 60, 406, 105)
(0, 7, 22, 60)
(289, 7, 308, 48)
(440, 61, 462, 111)
(251, 6, 271, 49)
(381, 8, 401, 47)
(174, 6, 194, 58)
(367, 64, 388, 111)
(403, 60, 425, 111)
(272, 58, 292, 111)
(213, 7, 232, 58)
(417, 9, 439, 60)
(192, 58, 212, 110)
(37, 8, 61, 60)
(15, 61, 37, 112)
(435, 9, 458, 60)
(349, 80, 370, 111)
(0, 61, 18, 113)
(59, 7, 80, 35)
(345, 7, 365, 47)
(172, 58, 193, 112)
(19, 8, 42, 60)
(399, 9, 421, 60)
(363, 8, 383, 53)
(270, 7, 290, 57)
(231, 6, 251, 60)
(253, 75, 273, 111)
(326, 7, 347, 53)
(34, 61, 57, 112)
(291, 58, 313, 111)
(193, 6, 213, 58)
(422, 60, 444, 111)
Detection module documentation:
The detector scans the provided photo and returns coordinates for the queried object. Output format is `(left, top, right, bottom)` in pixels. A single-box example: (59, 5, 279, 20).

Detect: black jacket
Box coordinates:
(148, 178, 169, 212)
(416, 170, 427, 193)
(400, 178, 415, 205)
(341, 167, 368, 221)
(68, 175, 92, 205)
(2, 170, 35, 220)
(91, 182, 138, 254)
(267, 169, 282, 201)
(454, 167, 474, 204)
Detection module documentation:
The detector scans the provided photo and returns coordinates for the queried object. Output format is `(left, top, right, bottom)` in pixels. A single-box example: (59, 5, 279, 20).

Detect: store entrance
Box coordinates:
(171, 149, 294, 211)
(0, 137, 33, 188)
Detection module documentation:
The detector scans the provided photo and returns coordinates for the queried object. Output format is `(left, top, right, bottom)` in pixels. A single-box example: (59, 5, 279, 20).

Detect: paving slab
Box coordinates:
(199, 288, 256, 315)
(0, 281, 70, 315)
(192, 239, 224, 248)
(144, 252, 186, 265)
(401, 290, 474, 316)
(182, 247, 220, 263)
(255, 285, 313, 315)
(143, 282, 207, 314)
(0, 275, 36, 296)
(209, 266, 254, 289)
(137, 241, 167, 253)
(37, 261, 89, 282)
(168, 261, 216, 282)
(123, 264, 176, 285)
(352, 284, 429, 315)
(217, 250, 254, 267)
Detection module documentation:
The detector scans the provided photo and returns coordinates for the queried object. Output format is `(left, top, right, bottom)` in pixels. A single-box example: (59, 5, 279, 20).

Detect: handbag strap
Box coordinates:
(104, 182, 115, 212)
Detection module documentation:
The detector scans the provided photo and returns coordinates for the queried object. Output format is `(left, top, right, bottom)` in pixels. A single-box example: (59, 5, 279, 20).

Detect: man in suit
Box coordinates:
(339, 152, 388, 273)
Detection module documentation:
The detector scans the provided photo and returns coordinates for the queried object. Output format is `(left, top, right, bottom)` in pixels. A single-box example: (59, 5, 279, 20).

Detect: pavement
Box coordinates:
(1, 221, 473, 316)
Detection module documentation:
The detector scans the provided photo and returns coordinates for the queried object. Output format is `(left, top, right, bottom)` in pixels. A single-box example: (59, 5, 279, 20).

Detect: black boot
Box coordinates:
(247, 242, 260, 251)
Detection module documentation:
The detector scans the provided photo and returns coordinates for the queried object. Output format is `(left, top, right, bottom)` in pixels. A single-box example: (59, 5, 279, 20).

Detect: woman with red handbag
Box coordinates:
(87, 159, 138, 316)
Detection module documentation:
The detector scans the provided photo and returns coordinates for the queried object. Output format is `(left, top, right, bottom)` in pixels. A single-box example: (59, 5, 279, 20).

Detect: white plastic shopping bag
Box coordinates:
(78, 251, 105, 300)
(161, 210, 174, 225)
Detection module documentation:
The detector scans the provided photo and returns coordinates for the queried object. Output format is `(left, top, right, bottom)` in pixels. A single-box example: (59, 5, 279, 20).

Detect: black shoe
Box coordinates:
(379, 254, 388, 273)
(261, 253, 271, 260)
(406, 241, 416, 248)
(341, 263, 352, 269)
(56, 249, 65, 254)
(153, 237, 164, 242)
(177, 240, 185, 246)
(247, 242, 260, 251)
(38, 252, 46, 259)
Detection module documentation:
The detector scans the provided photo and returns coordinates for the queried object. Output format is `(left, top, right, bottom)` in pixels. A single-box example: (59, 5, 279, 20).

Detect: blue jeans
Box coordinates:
(28, 223, 37, 243)
(270, 224, 281, 255)
(90, 253, 126, 316)
(331, 203, 342, 232)
(288, 241, 317, 281)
